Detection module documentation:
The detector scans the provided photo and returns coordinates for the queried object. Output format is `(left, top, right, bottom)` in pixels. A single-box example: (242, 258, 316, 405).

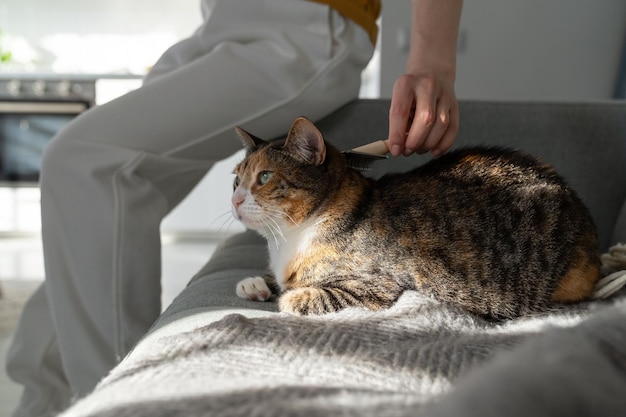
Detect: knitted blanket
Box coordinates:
(61, 286, 626, 417)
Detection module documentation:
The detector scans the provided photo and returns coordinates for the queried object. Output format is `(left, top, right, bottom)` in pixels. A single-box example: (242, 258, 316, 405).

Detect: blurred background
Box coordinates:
(0, 0, 625, 414)
(0, 0, 625, 239)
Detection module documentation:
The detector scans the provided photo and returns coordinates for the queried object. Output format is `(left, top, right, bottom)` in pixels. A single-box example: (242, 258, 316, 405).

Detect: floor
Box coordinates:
(0, 236, 219, 417)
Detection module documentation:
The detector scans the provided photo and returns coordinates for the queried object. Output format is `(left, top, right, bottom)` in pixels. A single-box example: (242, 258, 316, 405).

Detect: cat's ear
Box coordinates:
(235, 126, 267, 152)
(284, 117, 326, 165)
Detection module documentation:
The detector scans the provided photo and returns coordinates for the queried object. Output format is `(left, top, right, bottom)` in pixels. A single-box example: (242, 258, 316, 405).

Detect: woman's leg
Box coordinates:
(5, 1, 373, 415)
(6, 286, 71, 416)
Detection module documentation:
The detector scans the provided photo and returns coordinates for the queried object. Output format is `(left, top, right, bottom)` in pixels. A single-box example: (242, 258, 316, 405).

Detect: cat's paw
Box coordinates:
(236, 277, 272, 302)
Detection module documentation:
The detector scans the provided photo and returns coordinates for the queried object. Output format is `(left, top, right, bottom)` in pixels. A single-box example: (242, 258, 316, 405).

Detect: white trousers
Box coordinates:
(5, 1, 374, 415)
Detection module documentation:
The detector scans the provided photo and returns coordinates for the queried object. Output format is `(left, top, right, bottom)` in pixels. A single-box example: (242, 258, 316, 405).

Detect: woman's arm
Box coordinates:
(388, 0, 463, 157)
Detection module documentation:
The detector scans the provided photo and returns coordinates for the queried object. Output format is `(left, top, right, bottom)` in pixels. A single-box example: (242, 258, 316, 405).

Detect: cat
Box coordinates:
(231, 117, 601, 318)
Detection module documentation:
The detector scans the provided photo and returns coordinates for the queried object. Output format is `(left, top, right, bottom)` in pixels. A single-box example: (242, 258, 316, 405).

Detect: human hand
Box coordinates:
(387, 70, 459, 158)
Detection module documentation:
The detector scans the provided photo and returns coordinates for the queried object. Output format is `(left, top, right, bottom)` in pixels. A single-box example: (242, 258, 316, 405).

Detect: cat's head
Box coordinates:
(231, 117, 347, 237)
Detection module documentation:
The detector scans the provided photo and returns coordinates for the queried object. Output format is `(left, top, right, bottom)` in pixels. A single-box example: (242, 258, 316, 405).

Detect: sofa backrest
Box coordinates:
(315, 99, 626, 251)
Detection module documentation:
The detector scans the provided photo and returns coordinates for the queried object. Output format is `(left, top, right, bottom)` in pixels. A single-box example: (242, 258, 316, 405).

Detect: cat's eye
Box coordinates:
(258, 171, 273, 185)
(233, 176, 241, 190)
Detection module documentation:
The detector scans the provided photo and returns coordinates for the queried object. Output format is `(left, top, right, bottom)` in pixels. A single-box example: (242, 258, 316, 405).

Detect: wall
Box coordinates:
(0, 0, 202, 74)
(380, 0, 626, 100)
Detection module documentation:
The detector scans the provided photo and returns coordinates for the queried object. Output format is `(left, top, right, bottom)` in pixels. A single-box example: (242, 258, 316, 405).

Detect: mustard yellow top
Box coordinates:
(310, 0, 382, 45)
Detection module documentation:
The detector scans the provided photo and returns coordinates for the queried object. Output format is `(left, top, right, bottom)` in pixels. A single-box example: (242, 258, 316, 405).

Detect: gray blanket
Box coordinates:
(61, 287, 626, 417)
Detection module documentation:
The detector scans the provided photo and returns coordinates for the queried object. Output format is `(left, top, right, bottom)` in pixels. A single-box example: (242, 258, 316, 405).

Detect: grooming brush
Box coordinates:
(342, 140, 390, 171)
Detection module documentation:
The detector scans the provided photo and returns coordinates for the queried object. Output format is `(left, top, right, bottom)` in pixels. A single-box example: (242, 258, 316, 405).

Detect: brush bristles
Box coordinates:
(343, 152, 388, 171)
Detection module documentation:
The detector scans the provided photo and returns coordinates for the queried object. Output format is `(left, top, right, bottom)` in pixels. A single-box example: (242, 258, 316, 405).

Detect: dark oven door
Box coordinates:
(0, 101, 88, 185)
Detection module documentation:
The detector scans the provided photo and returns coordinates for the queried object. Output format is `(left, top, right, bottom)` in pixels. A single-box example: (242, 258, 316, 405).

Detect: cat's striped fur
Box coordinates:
(232, 117, 601, 318)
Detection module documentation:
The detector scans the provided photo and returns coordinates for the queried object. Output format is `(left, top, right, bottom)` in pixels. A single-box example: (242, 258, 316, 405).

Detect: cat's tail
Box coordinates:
(592, 243, 626, 299)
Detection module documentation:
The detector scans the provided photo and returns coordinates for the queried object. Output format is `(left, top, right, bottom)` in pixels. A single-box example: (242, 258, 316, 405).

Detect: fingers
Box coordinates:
(404, 76, 437, 155)
(415, 97, 459, 157)
(432, 100, 459, 157)
(388, 73, 459, 157)
(388, 75, 416, 157)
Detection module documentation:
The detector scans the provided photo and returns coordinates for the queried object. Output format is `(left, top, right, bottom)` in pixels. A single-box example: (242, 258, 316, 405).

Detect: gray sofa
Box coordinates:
(61, 100, 626, 417)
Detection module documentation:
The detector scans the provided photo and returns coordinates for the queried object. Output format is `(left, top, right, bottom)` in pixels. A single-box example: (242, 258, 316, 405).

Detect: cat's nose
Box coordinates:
(231, 189, 245, 209)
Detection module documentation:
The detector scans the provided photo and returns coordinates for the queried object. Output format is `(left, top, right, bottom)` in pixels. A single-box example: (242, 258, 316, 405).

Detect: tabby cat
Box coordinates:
(231, 117, 601, 318)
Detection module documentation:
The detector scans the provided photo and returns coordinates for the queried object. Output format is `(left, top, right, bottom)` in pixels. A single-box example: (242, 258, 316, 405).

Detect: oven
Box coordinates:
(0, 76, 96, 234)
(0, 77, 96, 186)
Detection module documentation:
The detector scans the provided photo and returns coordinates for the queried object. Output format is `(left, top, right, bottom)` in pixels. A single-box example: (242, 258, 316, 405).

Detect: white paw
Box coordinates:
(236, 277, 272, 302)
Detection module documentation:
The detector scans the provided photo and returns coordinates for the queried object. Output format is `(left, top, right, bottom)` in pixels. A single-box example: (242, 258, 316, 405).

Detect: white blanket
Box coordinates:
(61, 287, 626, 417)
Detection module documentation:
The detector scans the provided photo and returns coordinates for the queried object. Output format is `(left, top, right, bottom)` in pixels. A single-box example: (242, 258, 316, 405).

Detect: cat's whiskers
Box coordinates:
(260, 217, 282, 250)
(264, 214, 287, 243)
(221, 216, 238, 234)
(258, 203, 300, 228)
(276, 210, 300, 227)
(212, 210, 236, 231)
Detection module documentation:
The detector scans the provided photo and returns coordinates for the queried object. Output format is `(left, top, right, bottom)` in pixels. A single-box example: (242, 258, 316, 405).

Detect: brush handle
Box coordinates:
(351, 140, 389, 156)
